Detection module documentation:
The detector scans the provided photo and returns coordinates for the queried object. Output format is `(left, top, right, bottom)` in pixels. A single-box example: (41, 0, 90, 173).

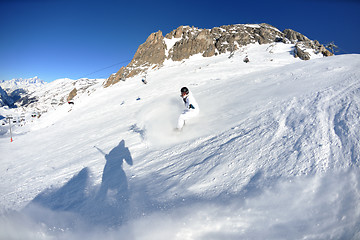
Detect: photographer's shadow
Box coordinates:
(27, 140, 133, 228)
(93, 140, 133, 225)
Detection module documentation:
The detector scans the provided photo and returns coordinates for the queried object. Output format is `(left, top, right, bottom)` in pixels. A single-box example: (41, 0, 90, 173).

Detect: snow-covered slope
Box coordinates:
(21, 77, 103, 111)
(0, 43, 359, 239)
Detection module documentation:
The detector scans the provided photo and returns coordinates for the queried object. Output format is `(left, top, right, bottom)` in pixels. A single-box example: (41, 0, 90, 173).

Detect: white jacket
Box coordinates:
(177, 91, 200, 129)
(183, 92, 199, 112)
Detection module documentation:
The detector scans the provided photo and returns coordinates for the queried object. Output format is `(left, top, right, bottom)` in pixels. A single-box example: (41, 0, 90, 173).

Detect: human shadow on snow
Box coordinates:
(24, 140, 133, 229)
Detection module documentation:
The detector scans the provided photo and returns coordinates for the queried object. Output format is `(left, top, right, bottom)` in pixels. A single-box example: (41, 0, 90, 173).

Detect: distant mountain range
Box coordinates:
(0, 77, 45, 108)
(0, 77, 103, 114)
(0, 76, 44, 91)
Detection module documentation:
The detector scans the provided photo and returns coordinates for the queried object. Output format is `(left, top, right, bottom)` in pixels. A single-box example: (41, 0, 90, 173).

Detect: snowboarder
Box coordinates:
(243, 55, 250, 63)
(176, 87, 199, 131)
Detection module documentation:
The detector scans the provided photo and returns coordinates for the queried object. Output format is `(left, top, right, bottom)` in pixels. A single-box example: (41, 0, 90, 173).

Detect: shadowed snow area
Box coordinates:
(1, 45, 360, 239)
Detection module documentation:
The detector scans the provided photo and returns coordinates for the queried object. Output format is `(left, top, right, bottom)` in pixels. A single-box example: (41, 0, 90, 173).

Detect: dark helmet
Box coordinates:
(180, 87, 189, 95)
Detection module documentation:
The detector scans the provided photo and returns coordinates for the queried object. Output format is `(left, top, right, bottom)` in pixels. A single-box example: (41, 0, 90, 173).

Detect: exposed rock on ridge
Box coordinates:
(104, 23, 332, 87)
(106, 31, 166, 87)
(67, 88, 77, 102)
(283, 29, 331, 60)
(166, 27, 215, 61)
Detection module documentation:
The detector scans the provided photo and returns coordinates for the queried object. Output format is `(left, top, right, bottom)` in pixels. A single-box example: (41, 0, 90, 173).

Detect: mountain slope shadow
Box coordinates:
(25, 140, 133, 228)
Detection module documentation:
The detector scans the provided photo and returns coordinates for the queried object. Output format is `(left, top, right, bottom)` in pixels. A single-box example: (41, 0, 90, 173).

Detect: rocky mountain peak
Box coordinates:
(104, 23, 332, 87)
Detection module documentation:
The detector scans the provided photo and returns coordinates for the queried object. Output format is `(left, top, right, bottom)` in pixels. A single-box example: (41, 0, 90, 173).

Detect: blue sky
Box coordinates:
(1, 0, 359, 83)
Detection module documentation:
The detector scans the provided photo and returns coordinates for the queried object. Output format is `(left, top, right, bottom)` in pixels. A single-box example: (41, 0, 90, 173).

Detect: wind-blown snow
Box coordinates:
(1, 43, 359, 239)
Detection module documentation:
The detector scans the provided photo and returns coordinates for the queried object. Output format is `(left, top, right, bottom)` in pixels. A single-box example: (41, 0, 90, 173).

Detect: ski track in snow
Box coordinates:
(1, 45, 360, 239)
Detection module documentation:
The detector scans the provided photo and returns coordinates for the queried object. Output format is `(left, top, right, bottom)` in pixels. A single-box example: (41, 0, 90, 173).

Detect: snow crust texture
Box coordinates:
(0, 44, 360, 239)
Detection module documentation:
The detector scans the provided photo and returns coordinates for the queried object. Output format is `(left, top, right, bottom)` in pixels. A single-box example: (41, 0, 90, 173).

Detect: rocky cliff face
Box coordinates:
(105, 31, 166, 87)
(104, 23, 332, 87)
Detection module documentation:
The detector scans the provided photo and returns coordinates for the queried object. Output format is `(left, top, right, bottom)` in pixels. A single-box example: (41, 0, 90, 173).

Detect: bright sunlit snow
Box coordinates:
(1, 43, 360, 239)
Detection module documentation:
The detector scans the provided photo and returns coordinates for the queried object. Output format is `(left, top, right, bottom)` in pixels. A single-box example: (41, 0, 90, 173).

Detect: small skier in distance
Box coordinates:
(176, 87, 199, 131)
